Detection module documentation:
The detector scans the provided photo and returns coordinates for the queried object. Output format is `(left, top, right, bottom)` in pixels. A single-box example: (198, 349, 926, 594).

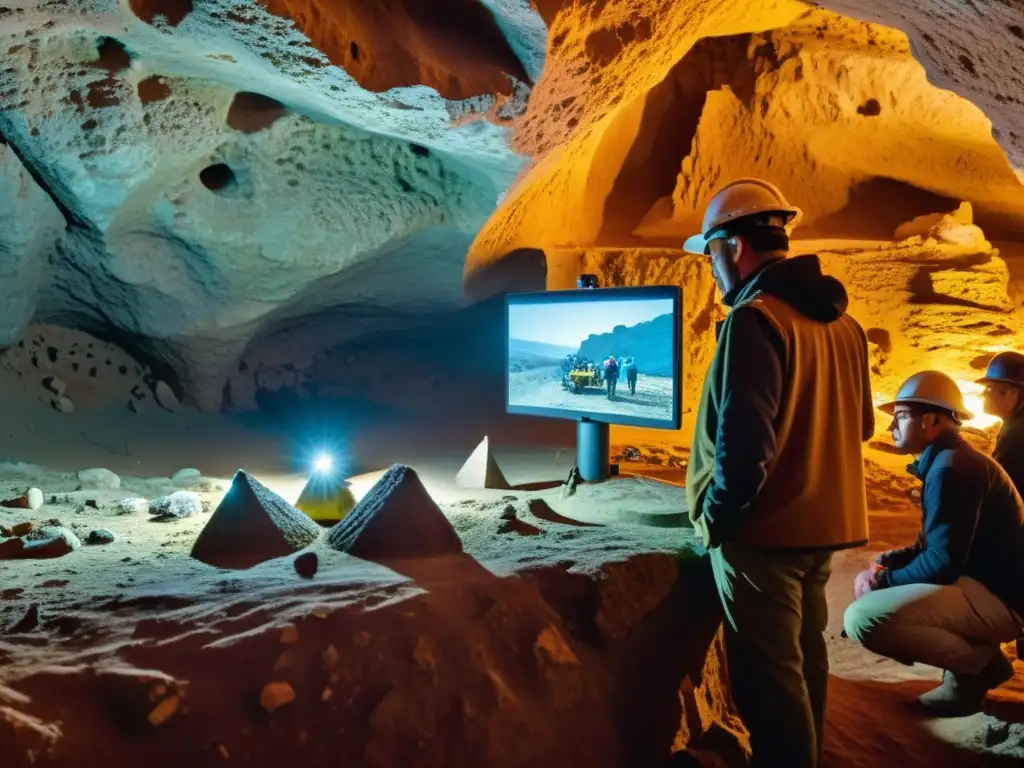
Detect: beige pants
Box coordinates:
(710, 541, 832, 768)
(843, 576, 1024, 675)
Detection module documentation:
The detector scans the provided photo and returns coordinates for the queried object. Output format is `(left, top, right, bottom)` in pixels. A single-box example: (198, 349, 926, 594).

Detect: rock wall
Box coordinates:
(0, 0, 542, 410)
(465, 3, 1024, 291)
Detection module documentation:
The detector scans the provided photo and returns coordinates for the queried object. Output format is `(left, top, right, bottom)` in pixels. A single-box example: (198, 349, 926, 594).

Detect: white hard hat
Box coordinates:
(683, 178, 803, 254)
(877, 370, 973, 422)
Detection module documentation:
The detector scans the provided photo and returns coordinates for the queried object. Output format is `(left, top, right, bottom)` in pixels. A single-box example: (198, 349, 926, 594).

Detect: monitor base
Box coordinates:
(576, 418, 610, 483)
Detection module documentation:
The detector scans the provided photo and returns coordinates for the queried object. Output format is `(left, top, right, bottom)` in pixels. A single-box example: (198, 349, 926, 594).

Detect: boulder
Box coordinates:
(171, 468, 202, 487)
(326, 465, 463, 560)
(0, 526, 80, 560)
(86, 529, 115, 545)
(42, 376, 66, 396)
(149, 492, 202, 520)
(77, 468, 121, 490)
(0, 488, 43, 511)
(190, 470, 321, 569)
(155, 381, 180, 412)
(294, 551, 319, 579)
(51, 397, 74, 414)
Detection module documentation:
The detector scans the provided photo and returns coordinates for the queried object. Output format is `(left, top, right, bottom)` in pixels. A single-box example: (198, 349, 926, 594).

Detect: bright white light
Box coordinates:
(955, 379, 1003, 430)
(313, 454, 333, 472)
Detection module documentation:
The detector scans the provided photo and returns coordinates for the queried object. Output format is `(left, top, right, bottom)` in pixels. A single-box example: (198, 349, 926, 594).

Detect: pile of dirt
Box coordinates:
(327, 464, 463, 560)
(190, 470, 321, 569)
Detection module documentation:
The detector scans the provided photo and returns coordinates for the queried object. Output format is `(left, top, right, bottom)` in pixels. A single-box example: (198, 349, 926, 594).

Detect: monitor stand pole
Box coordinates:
(576, 418, 610, 483)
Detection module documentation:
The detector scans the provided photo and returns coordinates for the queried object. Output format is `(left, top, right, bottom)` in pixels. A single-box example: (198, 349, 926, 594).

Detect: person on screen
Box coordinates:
(604, 356, 619, 399)
(843, 371, 1024, 717)
(624, 357, 638, 395)
(683, 178, 874, 768)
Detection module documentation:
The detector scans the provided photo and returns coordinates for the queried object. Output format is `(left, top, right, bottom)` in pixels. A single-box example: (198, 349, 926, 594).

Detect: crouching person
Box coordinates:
(844, 371, 1024, 716)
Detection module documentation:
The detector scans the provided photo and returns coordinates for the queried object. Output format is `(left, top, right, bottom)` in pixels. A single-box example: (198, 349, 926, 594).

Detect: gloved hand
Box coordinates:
(854, 565, 885, 600)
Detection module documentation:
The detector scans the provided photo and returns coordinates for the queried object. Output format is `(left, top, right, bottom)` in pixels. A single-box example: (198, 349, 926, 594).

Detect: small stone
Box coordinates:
(77, 468, 121, 490)
(51, 396, 74, 413)
(321, 686, 333, 702)
(171, 468, 202, 487)
(86, 529, 115, 545)
(259, 682, 295, 713)
(11, 522, 32, 537)
(149, 491, 202, 519)
(147, 695, 180, 727)
(320, 644, 338, 671)
(280, 625, 299, 644)
(42, 376, 66, 396)
(114, 498, 149, 516)
(154, 381, 180, 412)
(294, 551, 318, 579)
(353, 630, 371, 648)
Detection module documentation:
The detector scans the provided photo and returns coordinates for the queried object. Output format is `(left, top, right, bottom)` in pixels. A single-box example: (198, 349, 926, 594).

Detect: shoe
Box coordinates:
(918, 652, 1015, 717)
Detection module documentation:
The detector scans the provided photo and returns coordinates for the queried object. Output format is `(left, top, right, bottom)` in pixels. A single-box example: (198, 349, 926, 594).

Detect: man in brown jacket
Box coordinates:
(684, 178, 874, 768)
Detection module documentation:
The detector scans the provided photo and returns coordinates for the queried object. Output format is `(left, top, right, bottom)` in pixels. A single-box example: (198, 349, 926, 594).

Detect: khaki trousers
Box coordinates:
(843, 576, 1023, 675)
(710, 541, 832, 768)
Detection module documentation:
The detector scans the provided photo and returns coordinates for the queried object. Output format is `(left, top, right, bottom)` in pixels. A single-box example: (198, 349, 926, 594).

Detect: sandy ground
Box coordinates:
(2, 380, 1024, 766)
(509, 364, 675, 422)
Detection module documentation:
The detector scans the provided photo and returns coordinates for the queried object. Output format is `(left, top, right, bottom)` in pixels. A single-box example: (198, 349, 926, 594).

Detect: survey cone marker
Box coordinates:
(455, 436, 511, 490)
(295, 472, 357, 526)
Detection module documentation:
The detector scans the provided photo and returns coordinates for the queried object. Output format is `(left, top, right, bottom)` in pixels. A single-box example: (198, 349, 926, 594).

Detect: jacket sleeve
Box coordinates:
(860, 329, 875, 442)
(879, 463, 983, 587)
(700, 306, 784, 537)
(994, 423, 1024, 498)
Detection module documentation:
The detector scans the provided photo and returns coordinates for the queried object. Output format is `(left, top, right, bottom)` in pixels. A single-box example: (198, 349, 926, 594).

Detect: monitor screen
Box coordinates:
(505, 286, 682, 429)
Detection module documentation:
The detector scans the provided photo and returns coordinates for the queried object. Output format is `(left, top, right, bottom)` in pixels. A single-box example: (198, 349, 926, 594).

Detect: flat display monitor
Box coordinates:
(506, 285, 682, 430)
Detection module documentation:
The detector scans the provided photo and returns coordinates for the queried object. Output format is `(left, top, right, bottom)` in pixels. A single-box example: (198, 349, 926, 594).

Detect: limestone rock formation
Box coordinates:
(466, 4, 1024, 294)
(0, 0, 543, 409)
(191, 469, 321, 569)
(326, 464, 463, 560)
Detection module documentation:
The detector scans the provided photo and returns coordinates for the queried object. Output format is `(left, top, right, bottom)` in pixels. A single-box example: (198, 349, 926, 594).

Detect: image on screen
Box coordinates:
(507, 293, 677, 426)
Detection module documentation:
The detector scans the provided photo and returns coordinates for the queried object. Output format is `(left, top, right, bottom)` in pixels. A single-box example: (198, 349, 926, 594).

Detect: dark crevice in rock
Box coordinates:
(0, 125, 81, 229)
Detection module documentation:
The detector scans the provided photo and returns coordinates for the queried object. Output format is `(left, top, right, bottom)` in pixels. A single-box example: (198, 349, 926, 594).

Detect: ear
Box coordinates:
(921, 413, 937, 430)
(726, 236, 743, 264)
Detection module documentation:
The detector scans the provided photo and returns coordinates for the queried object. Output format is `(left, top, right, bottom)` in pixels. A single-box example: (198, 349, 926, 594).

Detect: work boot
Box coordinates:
(918, 651, 1015, 717)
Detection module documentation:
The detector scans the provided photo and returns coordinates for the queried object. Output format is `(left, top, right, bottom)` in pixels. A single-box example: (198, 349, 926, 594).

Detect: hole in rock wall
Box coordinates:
(94, 38, 131, 72)
(349, 41, 360, 61)
(226, 92, 288, 133)
(857, 98, 882, 116)
(802, 177, 962, 239)
(865, 328, 892, 354)
(129, 0, 193, 27)
(199, 163, 237, 192)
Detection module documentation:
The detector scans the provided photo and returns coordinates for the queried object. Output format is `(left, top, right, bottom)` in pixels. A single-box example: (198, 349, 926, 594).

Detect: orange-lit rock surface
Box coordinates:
(466, 4, 1024, 284)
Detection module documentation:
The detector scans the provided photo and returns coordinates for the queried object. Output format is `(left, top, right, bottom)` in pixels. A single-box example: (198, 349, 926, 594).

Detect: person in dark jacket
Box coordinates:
(684, 178, 874, 768)
(603, 356, 619, 399)
(844, 370, 1024, 716)
(979, 351, 1024, 495)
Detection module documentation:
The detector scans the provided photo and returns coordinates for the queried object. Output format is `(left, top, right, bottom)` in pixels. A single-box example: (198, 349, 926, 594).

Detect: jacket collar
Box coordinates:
(722, 257, 785, 308)
(908, 429, 964, 480)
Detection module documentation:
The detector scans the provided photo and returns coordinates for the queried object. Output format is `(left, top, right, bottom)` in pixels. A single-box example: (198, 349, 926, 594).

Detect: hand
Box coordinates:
(854, 568, 881, 600)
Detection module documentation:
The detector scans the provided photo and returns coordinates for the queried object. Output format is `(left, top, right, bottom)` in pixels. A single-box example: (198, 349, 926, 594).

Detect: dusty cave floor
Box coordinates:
(1, 387, 1024, 766)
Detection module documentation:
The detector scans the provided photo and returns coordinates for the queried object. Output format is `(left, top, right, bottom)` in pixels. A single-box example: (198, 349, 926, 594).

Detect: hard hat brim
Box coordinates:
(876, 397, 974, 422)
(976, 375, 1024, 387)
(683, 233, 708, 255)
